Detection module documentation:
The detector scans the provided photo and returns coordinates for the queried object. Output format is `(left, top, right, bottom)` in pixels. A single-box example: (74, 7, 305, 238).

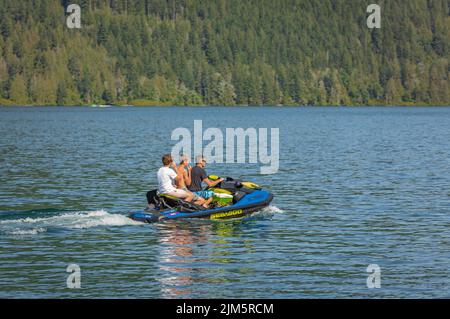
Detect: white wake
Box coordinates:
(0, 210, 141, 235)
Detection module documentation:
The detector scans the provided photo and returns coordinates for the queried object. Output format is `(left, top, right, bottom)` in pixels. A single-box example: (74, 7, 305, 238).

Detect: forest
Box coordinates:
(0, 0, 448, 106)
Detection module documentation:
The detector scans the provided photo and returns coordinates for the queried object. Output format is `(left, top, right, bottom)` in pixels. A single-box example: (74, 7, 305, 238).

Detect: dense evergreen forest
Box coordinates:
(0, 0, 448, 106)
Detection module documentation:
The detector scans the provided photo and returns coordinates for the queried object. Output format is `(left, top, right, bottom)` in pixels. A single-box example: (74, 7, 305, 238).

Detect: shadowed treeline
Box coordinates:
(0, 0, 448, 106)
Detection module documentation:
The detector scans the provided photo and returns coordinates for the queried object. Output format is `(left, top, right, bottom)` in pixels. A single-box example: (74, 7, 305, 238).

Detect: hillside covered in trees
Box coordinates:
(0, 0, 449, 106)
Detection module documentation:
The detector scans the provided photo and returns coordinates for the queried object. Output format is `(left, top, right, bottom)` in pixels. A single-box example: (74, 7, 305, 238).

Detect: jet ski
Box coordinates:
(128, 176, 273, 223)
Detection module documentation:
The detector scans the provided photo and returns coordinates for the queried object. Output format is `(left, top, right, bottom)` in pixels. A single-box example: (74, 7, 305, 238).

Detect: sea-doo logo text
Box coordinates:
(171, 120, 279, 174)
(210, 209, 243, 220)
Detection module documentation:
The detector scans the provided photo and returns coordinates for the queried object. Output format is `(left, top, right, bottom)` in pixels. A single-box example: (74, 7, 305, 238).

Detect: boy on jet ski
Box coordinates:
(188, 155, 224, 201)
(157, 154, 207, 207)
(175, 155, 209, 208)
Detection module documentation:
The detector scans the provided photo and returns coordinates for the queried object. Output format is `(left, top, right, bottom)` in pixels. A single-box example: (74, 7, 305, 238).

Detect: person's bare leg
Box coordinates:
(202, 197, 213, 208)
(184, 193, 194, 202)
(194, 197, 206, 206)
(167, 191, 192, 202)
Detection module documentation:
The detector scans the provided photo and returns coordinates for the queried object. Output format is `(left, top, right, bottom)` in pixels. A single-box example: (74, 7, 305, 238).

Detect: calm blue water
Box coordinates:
(1, 106, 450, 298)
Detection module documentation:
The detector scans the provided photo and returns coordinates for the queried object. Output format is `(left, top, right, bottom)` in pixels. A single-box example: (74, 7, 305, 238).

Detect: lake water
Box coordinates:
(1, 106, 450, 298)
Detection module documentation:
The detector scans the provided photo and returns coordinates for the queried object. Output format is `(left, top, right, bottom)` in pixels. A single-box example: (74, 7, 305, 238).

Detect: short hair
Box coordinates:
(180, 154, 190, 164)
(195, 155, 204, 164)
(162, 154, 173, 166)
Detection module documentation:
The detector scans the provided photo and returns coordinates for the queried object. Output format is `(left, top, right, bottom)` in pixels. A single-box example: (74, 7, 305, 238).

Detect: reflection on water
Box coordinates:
(156, 220, 261, 298)
(157, 223, 203, 298)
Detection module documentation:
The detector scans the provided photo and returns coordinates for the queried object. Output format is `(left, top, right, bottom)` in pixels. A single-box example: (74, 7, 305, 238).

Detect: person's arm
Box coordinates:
(184, 168, 192, 187)
(203, 177, 224, 188)
(170, 162, 182, 184)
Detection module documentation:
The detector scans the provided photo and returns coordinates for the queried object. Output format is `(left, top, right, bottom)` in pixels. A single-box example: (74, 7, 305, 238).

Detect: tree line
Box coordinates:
(0, 0, 448, 106)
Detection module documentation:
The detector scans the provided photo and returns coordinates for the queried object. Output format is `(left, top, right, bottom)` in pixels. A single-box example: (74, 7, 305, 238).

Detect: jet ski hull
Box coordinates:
(128, 190, 273, 223)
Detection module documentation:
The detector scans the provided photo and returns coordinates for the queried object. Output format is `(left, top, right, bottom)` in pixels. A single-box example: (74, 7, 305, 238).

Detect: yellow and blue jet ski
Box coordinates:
(128, 177, 273, 223)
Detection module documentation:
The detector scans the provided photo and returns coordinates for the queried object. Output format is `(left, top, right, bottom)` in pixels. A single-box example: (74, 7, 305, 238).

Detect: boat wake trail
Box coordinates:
(261, 205, 284, 214)
(249, 205, 284, 219)
(0, 210, 141, 235)
(1, 206, 283, 235)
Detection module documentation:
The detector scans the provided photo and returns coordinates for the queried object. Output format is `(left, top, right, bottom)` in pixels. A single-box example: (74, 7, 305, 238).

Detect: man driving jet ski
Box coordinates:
(188, 155, 224, 202)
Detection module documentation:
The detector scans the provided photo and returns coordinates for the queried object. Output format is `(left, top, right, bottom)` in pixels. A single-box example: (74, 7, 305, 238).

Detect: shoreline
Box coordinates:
(1, 104, 449, 108)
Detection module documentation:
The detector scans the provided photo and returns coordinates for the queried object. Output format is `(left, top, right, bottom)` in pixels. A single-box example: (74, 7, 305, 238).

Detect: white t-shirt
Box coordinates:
(157, 166, 177, 194)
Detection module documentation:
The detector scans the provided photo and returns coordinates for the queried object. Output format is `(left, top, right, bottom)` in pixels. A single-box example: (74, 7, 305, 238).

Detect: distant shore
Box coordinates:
(1, 98, 449, 108)
(1, 103, 449, 107)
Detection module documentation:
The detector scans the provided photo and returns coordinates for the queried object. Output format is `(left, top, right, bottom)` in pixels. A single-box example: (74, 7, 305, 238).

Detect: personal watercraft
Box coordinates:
(128, 176, 273, 223)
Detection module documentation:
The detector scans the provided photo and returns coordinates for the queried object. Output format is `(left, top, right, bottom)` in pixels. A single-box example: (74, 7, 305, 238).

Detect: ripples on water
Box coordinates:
(1, 106, 450, 298)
